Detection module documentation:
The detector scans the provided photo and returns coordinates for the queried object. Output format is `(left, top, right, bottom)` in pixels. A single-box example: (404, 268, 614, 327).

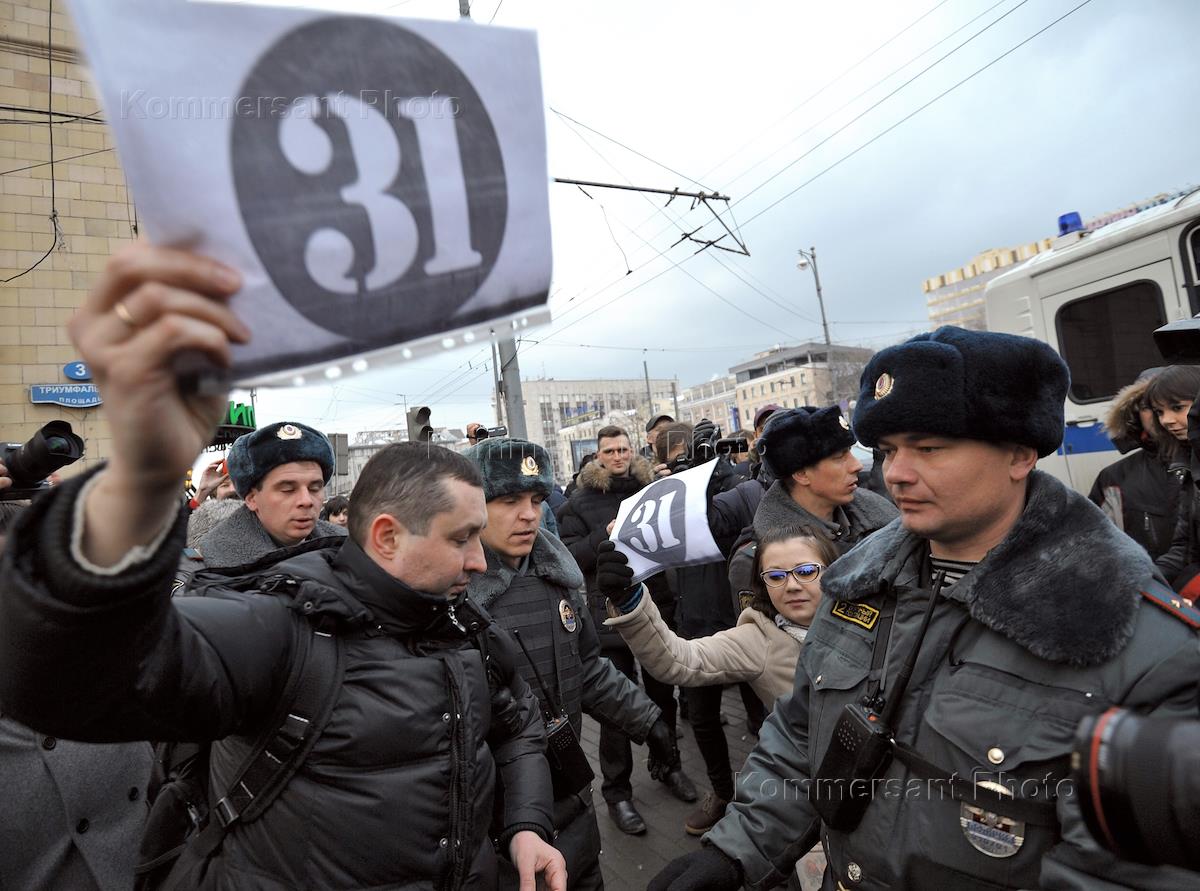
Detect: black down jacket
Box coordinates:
(0, 473, 553, 891)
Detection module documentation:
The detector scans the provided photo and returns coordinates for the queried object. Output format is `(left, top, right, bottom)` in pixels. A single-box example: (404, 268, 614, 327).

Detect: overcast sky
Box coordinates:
(237, 0, 1200, 437)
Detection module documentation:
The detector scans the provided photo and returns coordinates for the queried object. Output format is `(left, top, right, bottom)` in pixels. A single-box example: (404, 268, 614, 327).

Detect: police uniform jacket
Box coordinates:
(705, 471, 1200, 890)
(0, 472, 553, 891)
(174, 501, 347, 591)
(468, 529, 661, 749)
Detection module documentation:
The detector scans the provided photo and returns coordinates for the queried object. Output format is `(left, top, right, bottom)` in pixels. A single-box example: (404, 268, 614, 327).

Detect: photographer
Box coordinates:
(651, 327, 1200, 891)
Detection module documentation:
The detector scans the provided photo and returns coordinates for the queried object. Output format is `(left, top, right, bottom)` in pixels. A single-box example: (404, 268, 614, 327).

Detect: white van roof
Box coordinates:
(989, 188, 1200, 288)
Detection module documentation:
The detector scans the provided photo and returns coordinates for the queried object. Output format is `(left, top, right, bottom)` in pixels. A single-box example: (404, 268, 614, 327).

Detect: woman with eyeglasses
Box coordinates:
(599, 524, 835, 890)
(601, 524, 837, 711)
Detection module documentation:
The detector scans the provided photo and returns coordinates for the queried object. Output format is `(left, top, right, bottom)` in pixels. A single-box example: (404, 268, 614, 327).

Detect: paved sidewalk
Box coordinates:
(580, 686, 761, 890)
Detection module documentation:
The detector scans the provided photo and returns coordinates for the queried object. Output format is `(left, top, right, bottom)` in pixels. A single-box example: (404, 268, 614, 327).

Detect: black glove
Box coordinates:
(596, 540, 637, 603)
(648, 845, 743, 891)
(644, 718, 680, 781)
(691, 419, 720, 459)
(644, 718, 678, 779)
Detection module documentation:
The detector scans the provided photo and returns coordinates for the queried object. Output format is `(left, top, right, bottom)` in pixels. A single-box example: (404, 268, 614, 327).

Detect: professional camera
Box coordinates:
(693, 435, 749, 464)
(1, 420, 85, 500)
(1070, 707, 1200, 871)
(472, 425, 508, 441)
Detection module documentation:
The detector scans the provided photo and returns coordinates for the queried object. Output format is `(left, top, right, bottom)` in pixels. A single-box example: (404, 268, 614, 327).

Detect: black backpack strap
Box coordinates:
(160, 615, 344, 888)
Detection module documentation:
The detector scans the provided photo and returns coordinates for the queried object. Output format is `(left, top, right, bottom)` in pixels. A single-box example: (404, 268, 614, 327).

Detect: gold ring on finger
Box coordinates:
(114, 300, 139, 328)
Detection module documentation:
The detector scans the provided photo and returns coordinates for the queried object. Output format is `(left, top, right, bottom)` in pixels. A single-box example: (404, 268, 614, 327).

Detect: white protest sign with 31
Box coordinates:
(67, 0, 551, 385)
(610, 459, 722, 585)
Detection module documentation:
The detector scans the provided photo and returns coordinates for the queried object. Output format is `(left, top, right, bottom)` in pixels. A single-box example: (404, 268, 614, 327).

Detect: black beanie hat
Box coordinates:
(852, 326, 1069, 457)
(757, 405, 855, 480)
(466, 438, 554, 501)
(226, 421, 335, 497)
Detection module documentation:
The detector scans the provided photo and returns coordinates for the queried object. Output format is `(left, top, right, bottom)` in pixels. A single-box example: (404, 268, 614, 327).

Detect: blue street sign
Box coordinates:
(63, 361, 92, 381)
(30, 384, 103, 408)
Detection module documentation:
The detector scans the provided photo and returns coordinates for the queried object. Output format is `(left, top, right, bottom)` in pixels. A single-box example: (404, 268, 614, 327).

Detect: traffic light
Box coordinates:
(406, 406, 434, 442)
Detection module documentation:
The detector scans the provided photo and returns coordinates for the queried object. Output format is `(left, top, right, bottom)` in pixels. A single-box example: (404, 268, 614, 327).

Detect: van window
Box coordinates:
(1056, 281, 1166, 403)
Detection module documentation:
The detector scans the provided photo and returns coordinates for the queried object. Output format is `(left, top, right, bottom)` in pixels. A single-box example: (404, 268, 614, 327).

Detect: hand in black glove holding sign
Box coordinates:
(649, 845, 743, 891)
(596, 540, 640, 611)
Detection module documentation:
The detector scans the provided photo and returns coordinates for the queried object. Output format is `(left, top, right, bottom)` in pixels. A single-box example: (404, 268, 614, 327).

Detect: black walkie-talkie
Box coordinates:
(512, 631, 595, 799)
(810, 571, 947, 831)
(810, 703, 895, 830)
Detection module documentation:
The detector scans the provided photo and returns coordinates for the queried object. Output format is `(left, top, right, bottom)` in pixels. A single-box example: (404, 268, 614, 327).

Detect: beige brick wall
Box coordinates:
(1, 0, 133, 477)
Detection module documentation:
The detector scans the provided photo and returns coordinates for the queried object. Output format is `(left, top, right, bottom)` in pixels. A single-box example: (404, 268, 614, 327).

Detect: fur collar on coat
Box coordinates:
(576, 456, 656, 493)
(470, 530, 586, 608)
(821, 471, 1158, 667)
(196, 503, 347, 568)
(753, 479, 897, 543)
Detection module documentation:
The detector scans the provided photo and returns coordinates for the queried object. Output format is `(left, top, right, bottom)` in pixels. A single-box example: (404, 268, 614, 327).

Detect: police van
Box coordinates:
(984, 187, 1200, 495)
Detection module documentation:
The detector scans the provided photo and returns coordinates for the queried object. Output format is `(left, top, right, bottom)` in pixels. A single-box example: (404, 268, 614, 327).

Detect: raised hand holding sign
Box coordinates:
(67, 0, 551, 385)
(610, 460, 722, 585)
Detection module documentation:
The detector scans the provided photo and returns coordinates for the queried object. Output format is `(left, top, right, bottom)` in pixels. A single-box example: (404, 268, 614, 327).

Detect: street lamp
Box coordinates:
(797, 246, 837, 402)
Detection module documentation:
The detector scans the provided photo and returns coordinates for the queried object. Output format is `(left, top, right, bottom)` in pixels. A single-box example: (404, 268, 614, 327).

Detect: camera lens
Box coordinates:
(45, 435, 72, 454)
(1073, 708, 1200, 870)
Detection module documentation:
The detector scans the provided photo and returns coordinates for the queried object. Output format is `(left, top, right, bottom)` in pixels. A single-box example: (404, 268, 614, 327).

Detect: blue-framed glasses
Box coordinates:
(759, 563, 824, 587)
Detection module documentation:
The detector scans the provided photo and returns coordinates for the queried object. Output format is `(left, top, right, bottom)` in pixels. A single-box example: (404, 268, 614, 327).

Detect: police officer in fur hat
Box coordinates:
(465, 437, 678, 890)
(174, 421, 346, 590)
(651, 326, 1200, 891)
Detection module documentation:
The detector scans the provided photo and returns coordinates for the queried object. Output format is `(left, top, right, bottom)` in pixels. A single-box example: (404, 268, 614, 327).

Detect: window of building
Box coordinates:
(769, 382, 775, 393)
(789, 376, 795, 388)
(1055, 280, 1166, 403)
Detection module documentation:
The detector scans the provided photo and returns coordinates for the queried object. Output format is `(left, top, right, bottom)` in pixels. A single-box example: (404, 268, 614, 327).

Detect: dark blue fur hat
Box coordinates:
(466, 438, 554, 501)
(757, 405, 855, 479)
(226, 421, 335, 496)
(852, 326, 1069, 457)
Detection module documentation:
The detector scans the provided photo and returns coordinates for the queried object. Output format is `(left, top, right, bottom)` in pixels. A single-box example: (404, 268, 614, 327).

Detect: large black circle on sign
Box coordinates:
(231, 17, 506, 343)
(616, 478, 688, 565)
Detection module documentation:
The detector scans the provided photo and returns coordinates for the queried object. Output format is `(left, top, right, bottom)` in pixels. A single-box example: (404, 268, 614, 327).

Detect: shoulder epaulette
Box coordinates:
(1140, 583, 1200, 630)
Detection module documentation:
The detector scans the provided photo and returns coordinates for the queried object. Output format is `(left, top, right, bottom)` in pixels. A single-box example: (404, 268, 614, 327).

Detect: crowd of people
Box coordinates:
(1, 240, 1199, 891)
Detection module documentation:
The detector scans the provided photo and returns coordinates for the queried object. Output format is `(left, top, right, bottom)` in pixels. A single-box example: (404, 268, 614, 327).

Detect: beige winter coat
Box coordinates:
(604, 592, 802, 707)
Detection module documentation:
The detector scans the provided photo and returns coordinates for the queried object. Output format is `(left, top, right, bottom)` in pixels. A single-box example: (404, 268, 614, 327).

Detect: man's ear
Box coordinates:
(244, 487, 260, 514)
(1009, 444, 1038, 482)
(790, 469, 811, 489)
(367, 513, 408, 560)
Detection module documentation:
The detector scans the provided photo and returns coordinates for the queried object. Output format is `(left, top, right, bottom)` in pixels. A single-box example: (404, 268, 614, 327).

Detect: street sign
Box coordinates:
(63, 361, 92, 381)
(30, 384, 103, 408)
(68, 0, 552, 386)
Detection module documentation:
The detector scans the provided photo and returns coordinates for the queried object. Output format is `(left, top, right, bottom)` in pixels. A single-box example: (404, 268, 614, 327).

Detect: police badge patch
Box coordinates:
(558, 598, 578, 632)
(874, 373, 894, 400)
(831, 600, 880, 630)
(960, 781, 1025, 858)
